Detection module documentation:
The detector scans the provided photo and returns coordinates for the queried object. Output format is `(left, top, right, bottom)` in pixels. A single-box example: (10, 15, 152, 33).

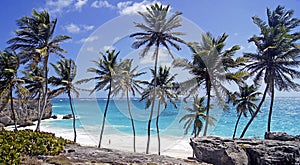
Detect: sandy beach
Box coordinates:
(5, 119, 193, 159)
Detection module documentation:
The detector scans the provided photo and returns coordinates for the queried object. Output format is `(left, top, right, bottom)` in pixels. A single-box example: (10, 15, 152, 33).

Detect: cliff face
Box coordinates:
(190, 132, 300, 165)
(0, 100, 52, 126)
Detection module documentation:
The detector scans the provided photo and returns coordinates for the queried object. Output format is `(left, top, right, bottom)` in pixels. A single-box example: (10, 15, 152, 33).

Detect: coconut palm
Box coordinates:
(179, 95, 215, 138)
(111, 59, 146, 152)
(0, 51, 22, 130)
(48, 59, 79, 142)
(174, 32, 240, 136)
(240, 6, 300, 137)
(140, 66, 178, 155)
(130, 3, 186, 154)
(22, 66, 45, 126)
(231, 85, 260, 139)
(77, 49, 119, 148)
(7, 9, 71, 131)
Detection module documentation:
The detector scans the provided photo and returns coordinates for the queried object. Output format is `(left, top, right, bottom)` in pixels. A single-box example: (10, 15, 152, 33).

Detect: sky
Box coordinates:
(1, 0, 300, 98)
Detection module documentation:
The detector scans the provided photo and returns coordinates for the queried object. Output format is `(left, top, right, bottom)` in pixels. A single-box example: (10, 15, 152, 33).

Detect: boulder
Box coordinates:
(265, 132, 296, 141)
(62, 114, 73, 119)
(0, 116, 12, 126)
(18, 119, 34, 128)
(0, 123, 4, 130)
(190, 133, 300, 165)
(51, 115, 58, 119)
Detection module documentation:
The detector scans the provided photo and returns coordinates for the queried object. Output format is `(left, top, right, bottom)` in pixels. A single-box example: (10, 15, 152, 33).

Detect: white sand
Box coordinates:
(5, 120, 193, 159)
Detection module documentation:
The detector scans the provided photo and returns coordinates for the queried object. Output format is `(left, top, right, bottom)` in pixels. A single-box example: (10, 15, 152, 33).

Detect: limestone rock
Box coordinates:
(0, 116, 12, 126)
(0, 100, 52, 126)
(62, 114, 73, 119)
(265, 132, 297, 141)
(190, 133, 300, 165)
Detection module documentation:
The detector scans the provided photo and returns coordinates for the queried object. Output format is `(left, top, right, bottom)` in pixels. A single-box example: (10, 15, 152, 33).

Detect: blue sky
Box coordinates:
(1, 0, 300, 97)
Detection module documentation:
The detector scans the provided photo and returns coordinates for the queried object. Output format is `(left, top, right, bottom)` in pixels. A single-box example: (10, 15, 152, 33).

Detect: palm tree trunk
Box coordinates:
(126, 89, 136, 152)
(35, 91, 41, 131)
(203, 83, 211, 136)
(146, 43, 159, 154)
(36, 55, 49, 132)
(156, 100, 161, 155)
(68, 91, 77, 142)
(267, 81, 274, 132)
(98, 84, 112, 148)
(240, 84, 269, 138)
(10, 87, 17, 131)
(233, 111, 242, 139)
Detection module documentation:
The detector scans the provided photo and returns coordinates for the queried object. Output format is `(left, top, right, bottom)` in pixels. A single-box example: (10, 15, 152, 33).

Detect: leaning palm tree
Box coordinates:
(174, 32, 240, 136)
(140, 66, 178, 155)
(0, 51, 22, 130)
(111, 59, 146, 152)
(179, 95, 215, 138)
(130, 3, 186, 154)
(77, 49, 119, 148)
(240, 6, 300, 138)
(7, 9, 71, 131)
(48, 59, 79, 142)
(231, 85, 260, 139)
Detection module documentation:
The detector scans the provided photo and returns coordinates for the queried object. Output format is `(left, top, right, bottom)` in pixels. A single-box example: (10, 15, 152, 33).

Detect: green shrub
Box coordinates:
(0, 129, 74, 164)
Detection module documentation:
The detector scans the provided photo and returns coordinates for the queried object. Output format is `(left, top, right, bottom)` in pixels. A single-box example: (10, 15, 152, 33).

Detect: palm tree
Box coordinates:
(174, 32, 240, 136)
(22, 66, 44, 125)
(111, 59, 146, 152)
(240, 6, 300, 138)
(0, 51, 21, 130)
(77, 49, 119, 148)
(141, 66, 178, 155)
(179, 95, 215, 138)
(48, 59, 79, 142)
(130, 3, 186, 154)
(230, 85, 260, 139)
(7, 9, 71, 131)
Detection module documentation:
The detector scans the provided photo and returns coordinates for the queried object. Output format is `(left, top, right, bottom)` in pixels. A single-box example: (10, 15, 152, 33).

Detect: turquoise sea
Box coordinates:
(45, 97, 300, 141)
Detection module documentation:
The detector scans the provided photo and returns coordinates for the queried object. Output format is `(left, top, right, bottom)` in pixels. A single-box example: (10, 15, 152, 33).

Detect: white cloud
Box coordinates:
(117, 1, 132, 9)
(118, 0, 157, 15)
(80, 36, 100, 43)
(83, 25, 95, 31)
(139, 48, 171, 65)
(45, 0, 73, 14)
(86, 47, 96, 52)
(64, 23, 81, 33)
(91, 0, 115, 9)
(75, 0, 88, 10)
(64, 23, 95, 33)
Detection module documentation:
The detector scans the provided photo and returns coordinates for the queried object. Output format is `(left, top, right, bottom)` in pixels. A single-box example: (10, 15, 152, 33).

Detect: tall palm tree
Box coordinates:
(0, 51, 21, 130)
(231, 85, 260, 139)
(240, 6, 300, 138)
(7, 9, 71, 131)
(111, 59, 146, 152)
(174, 32, 241, 136)
(130, 3, 186, 154)
(48, 59, 79, 142)
(140, 66, 178, 155)
(77, 50, 119, 148)
(179, 95, 215, 138)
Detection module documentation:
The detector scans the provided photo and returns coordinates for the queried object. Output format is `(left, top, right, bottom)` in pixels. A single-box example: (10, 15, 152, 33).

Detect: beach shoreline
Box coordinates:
(5, 119, 193, 159)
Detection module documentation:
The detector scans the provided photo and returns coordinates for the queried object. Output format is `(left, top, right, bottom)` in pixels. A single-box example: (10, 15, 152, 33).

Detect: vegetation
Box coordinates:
(240, 6, 300, 138)
(112, 59, 146, 152)
(230, 85, 261, 139)
(0, 129, 73, 164)
(140, 66, 179, 155)
(49, 59, 79, 142)
(77, 50, 119, 148)
(179, 95, 215, 138)
(7, 9, 71, 132)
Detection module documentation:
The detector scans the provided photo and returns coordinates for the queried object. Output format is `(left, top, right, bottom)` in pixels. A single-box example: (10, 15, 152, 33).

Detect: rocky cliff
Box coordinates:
(190, 132, 300, 165)
(0, 100, 52, 127)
